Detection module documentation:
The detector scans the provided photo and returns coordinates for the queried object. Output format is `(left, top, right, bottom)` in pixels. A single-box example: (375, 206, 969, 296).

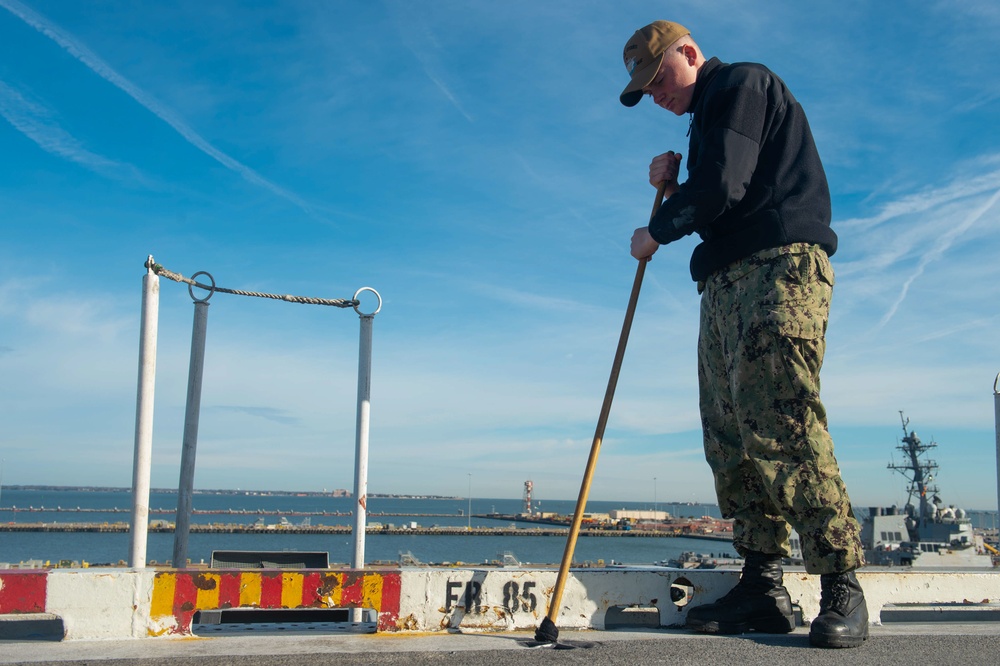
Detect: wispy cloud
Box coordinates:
(207, 405, 300, 426)
(877, 186, 1000, 329)
(423, 70, 474, 123)
(831, 158, 1000, 331)
(838, 169, 1000, 233)
(468, 280, 607, 314)
(388, 8, 474, 123)
(955, 88, 1000, 113)
(0, 78, 140, 180)
(0, 0, 316, 215)
(0, 277, 132, 355)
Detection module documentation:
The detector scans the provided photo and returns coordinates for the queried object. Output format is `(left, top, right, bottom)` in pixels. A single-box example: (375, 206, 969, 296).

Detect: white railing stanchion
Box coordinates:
(351, 288, 382, 572)
(994, 373, 999, 528)
(129, 255, 160, 567)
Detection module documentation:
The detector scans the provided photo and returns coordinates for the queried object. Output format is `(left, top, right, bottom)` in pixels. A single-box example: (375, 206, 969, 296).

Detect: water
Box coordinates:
(5, 488, 996, 567)
(0, 489, 729, 566)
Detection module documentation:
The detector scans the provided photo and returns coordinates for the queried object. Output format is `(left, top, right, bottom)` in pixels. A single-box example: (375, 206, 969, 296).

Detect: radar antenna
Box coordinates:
(888, 411, 940, 527)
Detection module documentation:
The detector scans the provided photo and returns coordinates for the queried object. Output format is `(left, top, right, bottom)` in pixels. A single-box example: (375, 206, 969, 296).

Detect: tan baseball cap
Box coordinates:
(620, 21, 690, 107)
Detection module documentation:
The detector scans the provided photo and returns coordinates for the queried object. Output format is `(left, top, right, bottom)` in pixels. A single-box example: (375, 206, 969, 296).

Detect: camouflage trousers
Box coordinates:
(697, 243, 864, 574)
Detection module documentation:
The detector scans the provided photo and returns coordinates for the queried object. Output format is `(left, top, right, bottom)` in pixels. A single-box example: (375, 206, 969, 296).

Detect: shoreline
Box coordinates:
(0, 522, 735, 539)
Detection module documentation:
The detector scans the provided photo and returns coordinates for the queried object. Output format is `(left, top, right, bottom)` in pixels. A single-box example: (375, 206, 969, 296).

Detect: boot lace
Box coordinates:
(820, 578, 850, 614)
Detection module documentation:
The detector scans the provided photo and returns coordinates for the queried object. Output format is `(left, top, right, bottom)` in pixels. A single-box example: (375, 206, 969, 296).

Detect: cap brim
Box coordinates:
(619, 54, 664, 107)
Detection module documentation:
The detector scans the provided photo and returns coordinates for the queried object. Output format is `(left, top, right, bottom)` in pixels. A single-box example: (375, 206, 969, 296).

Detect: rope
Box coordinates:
(147, 259, 360, 308)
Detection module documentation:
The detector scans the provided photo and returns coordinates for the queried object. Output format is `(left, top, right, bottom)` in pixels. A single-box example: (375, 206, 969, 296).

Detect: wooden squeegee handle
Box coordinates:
(541, 180, 669, 627)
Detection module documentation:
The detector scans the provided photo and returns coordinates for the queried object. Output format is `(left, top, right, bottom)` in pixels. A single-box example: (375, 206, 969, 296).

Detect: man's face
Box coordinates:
(643, 48, 698, 115)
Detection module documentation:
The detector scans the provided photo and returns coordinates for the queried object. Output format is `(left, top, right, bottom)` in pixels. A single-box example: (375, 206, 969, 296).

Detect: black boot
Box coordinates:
(685, 551, 795, 634)
(809, 570, 868, 648)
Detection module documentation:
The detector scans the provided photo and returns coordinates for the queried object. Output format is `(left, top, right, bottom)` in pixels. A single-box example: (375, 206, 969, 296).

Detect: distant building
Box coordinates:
(609, 509, 671, 522)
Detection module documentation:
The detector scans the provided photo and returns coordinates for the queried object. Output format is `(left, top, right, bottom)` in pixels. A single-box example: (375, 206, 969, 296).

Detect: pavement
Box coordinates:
(3, 623, 1000, 666)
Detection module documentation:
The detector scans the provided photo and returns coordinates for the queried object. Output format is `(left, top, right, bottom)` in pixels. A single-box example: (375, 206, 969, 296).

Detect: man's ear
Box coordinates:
(682, 43, 698, 65)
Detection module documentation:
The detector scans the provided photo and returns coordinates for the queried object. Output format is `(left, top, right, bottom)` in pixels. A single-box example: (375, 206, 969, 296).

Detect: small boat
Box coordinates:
(657, 551, 742, 569)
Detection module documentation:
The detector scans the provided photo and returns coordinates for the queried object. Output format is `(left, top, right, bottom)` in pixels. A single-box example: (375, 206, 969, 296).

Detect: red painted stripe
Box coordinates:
(0, 572, 47, 614)
(259, 572, 283, 609)
(378, 572, 402, 632)
(300, 571, 323, 607)
(171, 574, 199, 634)
(339, 571, 364, 606)
(218, 572, 241, 609)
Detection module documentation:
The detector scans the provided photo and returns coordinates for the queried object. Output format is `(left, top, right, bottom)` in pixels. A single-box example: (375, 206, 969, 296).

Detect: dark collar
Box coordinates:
(688, 56, 725, 113)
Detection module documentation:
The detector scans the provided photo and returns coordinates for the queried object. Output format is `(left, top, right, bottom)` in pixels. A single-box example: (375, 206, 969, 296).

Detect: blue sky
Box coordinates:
(1, 1, 999, 510)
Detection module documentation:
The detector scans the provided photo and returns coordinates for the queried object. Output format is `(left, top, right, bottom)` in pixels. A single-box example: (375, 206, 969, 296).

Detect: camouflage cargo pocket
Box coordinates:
(763, 250, 833, 340)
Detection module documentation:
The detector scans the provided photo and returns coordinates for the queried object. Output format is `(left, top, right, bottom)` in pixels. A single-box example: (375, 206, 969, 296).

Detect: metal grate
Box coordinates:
(193, 608, 377, 635)
(209, 550, 329, 569)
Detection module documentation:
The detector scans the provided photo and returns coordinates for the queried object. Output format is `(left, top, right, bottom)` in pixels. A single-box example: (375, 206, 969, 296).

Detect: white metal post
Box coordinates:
(129, 256, 160, 567)
(994, 373, 999, 523)
(351, 288, 381, 570)
(172, 272, 214, 568)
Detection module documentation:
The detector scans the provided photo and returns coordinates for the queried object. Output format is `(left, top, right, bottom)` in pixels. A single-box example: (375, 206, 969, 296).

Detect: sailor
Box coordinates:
(619, 20, 868, 648)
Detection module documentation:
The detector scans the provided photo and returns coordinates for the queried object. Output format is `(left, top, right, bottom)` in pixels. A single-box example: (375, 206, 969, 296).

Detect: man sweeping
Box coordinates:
(620, 20, 868, 648)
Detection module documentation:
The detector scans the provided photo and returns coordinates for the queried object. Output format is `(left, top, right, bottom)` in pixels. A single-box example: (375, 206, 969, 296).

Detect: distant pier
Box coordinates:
(0, 521, 734, 539)
(0, 507, 465, 518)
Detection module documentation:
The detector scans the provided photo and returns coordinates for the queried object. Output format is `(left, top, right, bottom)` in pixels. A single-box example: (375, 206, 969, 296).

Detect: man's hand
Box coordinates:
(649, 151, 682, 189)
(633, 151, 682, 261)
(630, 227, 659, 261)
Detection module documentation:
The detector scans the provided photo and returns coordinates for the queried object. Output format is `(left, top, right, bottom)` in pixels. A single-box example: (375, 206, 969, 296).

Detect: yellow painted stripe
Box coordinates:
(150, 573, 177, 619)
(195, 573, 221, 610)
(240, 572, 262, 607)
(281, 572, 304, 608)
(329, 572, 344, 606)
(361, 573, 384, 609)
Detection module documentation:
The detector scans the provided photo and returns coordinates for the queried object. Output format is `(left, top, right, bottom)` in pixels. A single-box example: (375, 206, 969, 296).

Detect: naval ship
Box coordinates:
(861, 412, 997, 568)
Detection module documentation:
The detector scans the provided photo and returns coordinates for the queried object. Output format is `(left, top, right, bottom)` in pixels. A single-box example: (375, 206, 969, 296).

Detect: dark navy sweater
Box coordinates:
(649, 57, 837, 281)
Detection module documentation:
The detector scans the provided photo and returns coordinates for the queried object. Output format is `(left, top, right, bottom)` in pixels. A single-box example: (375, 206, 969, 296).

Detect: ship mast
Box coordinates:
(888, 411, 940, 527)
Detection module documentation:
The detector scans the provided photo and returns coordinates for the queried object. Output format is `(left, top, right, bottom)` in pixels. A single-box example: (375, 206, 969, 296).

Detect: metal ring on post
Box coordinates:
(353, 287, 382, 316)
(188, 271, 216, 303)
(994, 372, 999, 394)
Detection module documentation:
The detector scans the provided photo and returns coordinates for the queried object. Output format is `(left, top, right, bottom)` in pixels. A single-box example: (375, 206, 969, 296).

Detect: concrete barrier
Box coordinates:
(2, 567, 999, 640)
(0, 570, 47, 613)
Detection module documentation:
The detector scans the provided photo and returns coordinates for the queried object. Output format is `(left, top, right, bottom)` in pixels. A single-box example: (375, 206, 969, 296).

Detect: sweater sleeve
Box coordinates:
(648, 79, 770, 245)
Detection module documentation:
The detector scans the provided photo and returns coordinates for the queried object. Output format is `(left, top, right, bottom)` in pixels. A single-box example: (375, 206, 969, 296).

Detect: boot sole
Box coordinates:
(687, 615, 795, 635)
(809, 631, 868, 649)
